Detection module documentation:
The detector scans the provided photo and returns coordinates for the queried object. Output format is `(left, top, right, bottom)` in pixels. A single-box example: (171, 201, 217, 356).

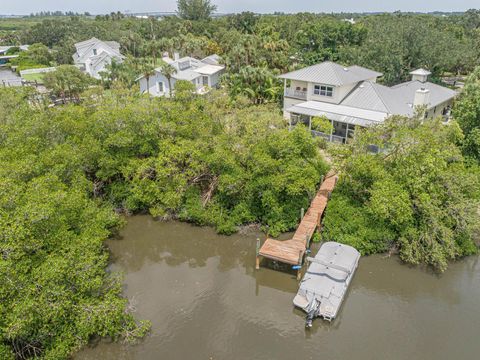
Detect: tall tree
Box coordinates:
(177, 0, 217, 21)
(452, 66, 480, 163)
(143, 40, 161, 65)
(141, 61, 156, 95)
(43, 65, 91, 102)
(158, 60, 177, 97)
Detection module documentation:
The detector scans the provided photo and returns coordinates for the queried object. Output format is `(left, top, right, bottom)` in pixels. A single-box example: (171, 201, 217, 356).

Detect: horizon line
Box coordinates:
(0, 9, 471, 17)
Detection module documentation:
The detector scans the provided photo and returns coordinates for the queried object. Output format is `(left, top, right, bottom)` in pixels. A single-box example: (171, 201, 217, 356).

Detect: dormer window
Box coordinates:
(314, 85, 333, 97)
(178, 60, 190, 70)
(93, 49, 97, 56)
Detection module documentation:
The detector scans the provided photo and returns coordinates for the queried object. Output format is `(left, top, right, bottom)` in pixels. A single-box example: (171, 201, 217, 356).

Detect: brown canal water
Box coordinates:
(77, 215, 480, 360)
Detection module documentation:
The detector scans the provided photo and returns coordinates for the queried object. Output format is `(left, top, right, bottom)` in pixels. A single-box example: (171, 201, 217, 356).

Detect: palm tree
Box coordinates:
(159, 61, 177, 98)
(144, 40, 160, 66)
(158, 38, 175, 58)
(141, 61, 156, 95)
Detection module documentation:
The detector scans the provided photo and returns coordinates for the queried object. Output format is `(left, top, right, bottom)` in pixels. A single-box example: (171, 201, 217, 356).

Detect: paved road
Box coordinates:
(0, 67, 22, 87)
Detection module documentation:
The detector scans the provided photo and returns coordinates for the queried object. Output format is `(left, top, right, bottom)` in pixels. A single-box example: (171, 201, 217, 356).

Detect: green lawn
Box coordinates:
(22, 72, 45, 83)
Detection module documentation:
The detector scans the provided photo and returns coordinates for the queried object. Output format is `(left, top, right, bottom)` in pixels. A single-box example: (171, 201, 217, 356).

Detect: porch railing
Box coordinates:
(285, 87, 307, 100)
(311, 129, 345, 143)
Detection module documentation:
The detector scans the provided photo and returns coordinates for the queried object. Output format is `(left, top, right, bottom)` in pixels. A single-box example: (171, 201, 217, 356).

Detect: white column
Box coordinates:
(329, 119, 334, 142)
(345, 123, 349, 143)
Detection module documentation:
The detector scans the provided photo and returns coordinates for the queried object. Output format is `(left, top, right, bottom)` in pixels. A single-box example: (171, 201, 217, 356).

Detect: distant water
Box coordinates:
(77, 215, 480, 360)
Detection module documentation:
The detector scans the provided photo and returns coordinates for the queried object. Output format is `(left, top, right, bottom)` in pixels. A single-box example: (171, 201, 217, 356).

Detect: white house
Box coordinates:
(0, 45, 29, 55)
(137, 53, 225, 97)
(280, 61, 457, 143)
(73, 37, 124, 79)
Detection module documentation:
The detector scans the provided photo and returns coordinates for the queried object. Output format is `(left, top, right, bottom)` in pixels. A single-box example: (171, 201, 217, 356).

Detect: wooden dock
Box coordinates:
(256, 171, 337, 276)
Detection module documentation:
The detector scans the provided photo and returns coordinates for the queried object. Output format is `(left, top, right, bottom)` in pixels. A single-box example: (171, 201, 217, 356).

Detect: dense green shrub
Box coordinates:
(9, 43, 53, 72)
(323, 116, 480, 271)
(0, 87, 327, 357)
(453, 66, 480, 163)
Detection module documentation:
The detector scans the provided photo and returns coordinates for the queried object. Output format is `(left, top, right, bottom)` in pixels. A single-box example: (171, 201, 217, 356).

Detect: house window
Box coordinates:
(157, 82, 164, 93)
(314, 85, 333, 97)
(202, 76, 209, 86)
(93, 49, 97, 56)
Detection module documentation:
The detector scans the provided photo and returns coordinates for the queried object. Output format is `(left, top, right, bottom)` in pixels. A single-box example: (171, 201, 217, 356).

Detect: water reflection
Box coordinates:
(78, 215, 480, 360)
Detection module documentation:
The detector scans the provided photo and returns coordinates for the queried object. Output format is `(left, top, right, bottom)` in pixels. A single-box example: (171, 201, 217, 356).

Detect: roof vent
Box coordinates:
(410, 68, 431, 83)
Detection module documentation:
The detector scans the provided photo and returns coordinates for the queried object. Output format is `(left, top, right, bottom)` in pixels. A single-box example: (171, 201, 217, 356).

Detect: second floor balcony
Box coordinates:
(285, 87, 307, 100)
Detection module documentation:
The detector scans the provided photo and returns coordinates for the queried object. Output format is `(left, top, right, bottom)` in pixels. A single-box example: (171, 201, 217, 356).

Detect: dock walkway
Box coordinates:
(256, 171, 337, 270)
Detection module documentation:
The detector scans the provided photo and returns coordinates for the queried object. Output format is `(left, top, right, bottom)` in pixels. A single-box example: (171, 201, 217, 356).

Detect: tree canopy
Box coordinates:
(177, 0, 217, 21)
(43, 65, 92, 101)
(322, 116, 480, 271)
(5, 12, 480, 101)
(452, 65, 480, 163)
(0, 86, 328, 358)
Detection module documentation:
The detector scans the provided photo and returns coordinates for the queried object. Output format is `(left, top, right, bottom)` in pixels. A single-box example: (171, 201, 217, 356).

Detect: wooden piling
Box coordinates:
(255, 238, 261, 270)
(296, 250, 303, 280)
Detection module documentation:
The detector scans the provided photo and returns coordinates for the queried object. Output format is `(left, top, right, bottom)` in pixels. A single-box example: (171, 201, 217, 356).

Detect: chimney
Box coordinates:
(174, 52, 180, 61)
(414, 88, 430, 107)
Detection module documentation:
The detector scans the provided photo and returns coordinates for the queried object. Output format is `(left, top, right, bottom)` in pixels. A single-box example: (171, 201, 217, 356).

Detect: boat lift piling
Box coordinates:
(255, 238, 261, 270)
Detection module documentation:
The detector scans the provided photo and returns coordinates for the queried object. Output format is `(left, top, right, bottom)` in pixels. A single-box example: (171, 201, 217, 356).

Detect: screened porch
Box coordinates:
(289, 113, 357, 143)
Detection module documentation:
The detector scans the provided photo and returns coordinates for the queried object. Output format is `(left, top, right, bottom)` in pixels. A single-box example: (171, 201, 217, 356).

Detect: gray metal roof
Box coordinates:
(172, 69, 201, 81)
(410, 68, 431, 76)
(391, 80, 457, 111)
(341, 80, 457, 116)
(287, 100, 387, 127)
(340, 81, 411, 115)
(279, 61, 383, 86)
(201, 54, 221, 66)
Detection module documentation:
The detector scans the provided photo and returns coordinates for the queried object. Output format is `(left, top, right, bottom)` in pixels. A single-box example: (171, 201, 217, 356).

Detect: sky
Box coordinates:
(1, 0, 479, 15)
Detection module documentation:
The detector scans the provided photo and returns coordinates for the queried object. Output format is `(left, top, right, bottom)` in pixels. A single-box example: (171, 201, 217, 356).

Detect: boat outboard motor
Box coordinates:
(305, 309, 316, 328)
(305, 299, 320, 328)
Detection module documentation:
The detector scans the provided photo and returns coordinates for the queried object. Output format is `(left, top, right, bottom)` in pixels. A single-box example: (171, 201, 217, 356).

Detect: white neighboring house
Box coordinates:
(73, 37, 124, 79)
(0, 45, 29, 55)
(280, 61, 457, 143)
(137, 53, 225, 97)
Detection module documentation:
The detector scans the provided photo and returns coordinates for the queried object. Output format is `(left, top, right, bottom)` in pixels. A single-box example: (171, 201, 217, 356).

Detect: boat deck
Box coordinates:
(258, 171, 337, 266)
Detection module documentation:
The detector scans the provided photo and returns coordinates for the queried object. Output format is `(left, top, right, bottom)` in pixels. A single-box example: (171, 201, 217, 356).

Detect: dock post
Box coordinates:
(296, 250, 303, 281)
(255, 238, 261, 270)
(317, 212, 322, 234)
